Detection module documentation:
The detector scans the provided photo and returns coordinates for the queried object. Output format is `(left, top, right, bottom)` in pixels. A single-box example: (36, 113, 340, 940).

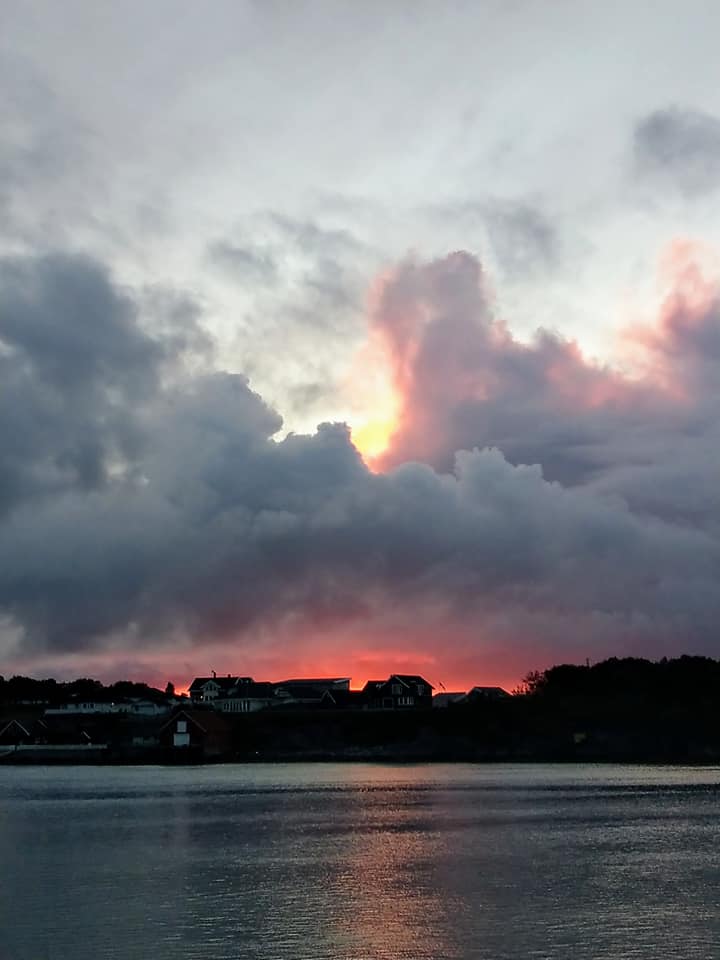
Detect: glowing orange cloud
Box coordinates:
(346, 303, 403, 468)
(348, 245, 720, 475)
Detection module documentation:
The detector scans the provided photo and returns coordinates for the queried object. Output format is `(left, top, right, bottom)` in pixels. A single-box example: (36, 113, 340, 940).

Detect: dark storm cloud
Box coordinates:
(3, 248, 720, 664)
(634, 107, 720, 196)
(0, 254, 160, 394)
(0, 253, 210, 515)
(0, 253, 161, 512)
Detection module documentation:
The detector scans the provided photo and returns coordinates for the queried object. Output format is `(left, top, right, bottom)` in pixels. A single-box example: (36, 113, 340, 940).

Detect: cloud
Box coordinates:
(3, 247, 720, 683)
(0, 53, 105, 251)
(634, 107, 720, 197)
(427, 197, 562, 282)
(483, 199, 559, 278)
(206, 213, 378, 426)
(371, 250, 720, 535)
(0, 252, 211, 514)
(207, 241, 278, 284)
(0, 253, 162, 511)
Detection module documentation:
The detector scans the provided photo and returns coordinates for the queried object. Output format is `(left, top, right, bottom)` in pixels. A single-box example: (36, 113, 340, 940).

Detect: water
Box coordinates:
(2, 763, 720, 959)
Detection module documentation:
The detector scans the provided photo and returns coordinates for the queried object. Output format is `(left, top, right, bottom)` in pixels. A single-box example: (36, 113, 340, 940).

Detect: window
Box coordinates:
(398, 696, 415, 706)
(416, 684, 425, 696)
(391, 684, 402, 695)
(177, 720, 187, 733)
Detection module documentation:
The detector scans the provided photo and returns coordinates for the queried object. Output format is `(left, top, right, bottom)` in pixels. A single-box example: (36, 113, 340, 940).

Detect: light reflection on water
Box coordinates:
(2, 763, 720, 959)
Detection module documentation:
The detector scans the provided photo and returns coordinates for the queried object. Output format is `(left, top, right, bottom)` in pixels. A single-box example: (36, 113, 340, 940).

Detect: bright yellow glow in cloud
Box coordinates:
(351, 416, 396, 463)
(345, 319, 401, 468)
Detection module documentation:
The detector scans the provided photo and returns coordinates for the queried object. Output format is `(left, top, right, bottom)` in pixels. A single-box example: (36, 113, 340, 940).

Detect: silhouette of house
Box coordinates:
(362, 675, 433, 709)
(272, 678, 352, 709)
(44, 697, 169, 716)
(41, 714, 101, 744)
(45, 698, 121, 715)
(0, 718, 36, 745)
(215, 679, 276, 714)
(432, 692, 467, 708)
(465, 686, 511, 702)
(159, 709, 233, 757)
(189, 675, 239, 703)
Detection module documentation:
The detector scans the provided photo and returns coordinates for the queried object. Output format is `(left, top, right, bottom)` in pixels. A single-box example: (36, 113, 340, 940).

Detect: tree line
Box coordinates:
(0, 675, 172, 705)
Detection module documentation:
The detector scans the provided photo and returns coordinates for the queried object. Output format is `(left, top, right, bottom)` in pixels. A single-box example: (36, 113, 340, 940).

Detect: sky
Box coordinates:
(2, 0, 720, 692)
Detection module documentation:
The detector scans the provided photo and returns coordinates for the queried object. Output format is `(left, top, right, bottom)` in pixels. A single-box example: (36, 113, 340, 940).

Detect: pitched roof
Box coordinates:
(0, 718, 31, 738)
(274, 684, 329, 700)
(467, 686, 511, 698)
(188, 676, 238, 692)
(432, 692, 467, 707)
(361, 675, 434, 693)
(159, 708, 232, 734)
(391, 675, 434, 688)
(275, 678, 350, 690)
(325, 689, 364, 707)
(222, 682, 275, 699)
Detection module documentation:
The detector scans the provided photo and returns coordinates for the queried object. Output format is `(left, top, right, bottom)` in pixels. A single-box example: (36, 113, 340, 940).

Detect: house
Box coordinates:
(215, 679, 276, 714)
(44, 697, 169, 716)
(45, 699, 122, 715)
(465, 686, 511, 702)
(189, 674, 240, 703)
(271, 678, 352, 709)
(159, 709, 233, 758)
(362, 675, 434, 709)
(323, 689, 365, 709)
(125, 698, 170, 716)
(41, 714, 102, 745)
(0, 718, 35, 745)
(275, 678, 350, 693)
(432, 692, 467, 708)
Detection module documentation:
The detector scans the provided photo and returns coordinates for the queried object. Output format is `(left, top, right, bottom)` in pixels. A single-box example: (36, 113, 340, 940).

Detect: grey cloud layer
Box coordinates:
(635, 107, 720, 197)
(2, 250, 720, 663)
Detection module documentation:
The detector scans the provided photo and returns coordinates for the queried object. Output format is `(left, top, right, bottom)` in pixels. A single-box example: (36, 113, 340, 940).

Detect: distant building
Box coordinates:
(362, 675, 434, 709)
(45, 700, 120, 715)
(216, 679, 276, 714)
(189, 675, 240, 703)
(0, 718, 35, 746)
(44, 697, 169, 716)
(159, 709, 233, 758)
(432, 692, 467, 708)
(465, 686, 511, 702)
(188, 675, 355, 712)
(272, 678, 351, 709)
(126, 698, 169, 716)
(274, 678, 350, 693)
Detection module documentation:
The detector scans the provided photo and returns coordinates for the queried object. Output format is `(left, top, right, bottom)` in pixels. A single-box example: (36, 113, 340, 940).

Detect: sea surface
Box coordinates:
(2, 763, 720, 959)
